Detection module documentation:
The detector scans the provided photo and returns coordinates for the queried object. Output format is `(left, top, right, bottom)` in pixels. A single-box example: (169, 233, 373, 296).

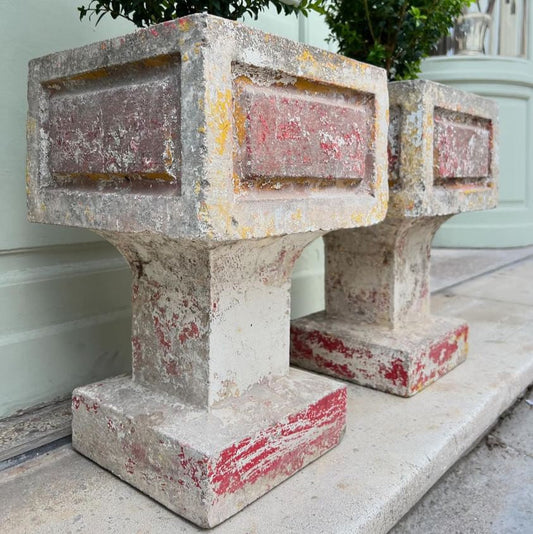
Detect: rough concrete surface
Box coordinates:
(392, 392, 533, 534)
(1, 255, 532, 533)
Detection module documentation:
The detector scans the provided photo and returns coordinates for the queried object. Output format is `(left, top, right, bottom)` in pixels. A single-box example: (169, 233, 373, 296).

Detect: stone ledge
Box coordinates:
(1, 257, 532, 533)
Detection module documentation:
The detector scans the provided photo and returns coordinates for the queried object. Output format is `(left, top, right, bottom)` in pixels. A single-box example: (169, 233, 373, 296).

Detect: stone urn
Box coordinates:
(454, 13, 491, 55)
(26, 14, 389, 527)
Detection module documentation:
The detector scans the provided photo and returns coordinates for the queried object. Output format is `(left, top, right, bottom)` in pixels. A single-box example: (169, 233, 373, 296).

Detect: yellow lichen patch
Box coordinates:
(197, 201, 211, 226)
(207, 89, 232, 156)
(298, 49, 319, 70)
(25, 163, 32, 185)
(182, 53, 189, 62)
(232, 172, 244, 195)
(264, 217, 276, 237)
(26, 118, 36, 135)
(293, 78, 333, 96)
(239, 225, 253, 239)
(298, 49, 313, 62)
(141, 55, 174, 69)
(233, 89, 248, 147)
(291, 208, 302, 222)
(69, 68, 109, 82)
(202, 199, 234, 237)
(84, 207, 95, 223)
(350, 211, 365, 225)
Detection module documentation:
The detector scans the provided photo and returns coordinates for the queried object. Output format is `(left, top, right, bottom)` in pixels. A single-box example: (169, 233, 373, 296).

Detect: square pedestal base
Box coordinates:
(291, 312, 468, 397)
(71, 369, 346, 528)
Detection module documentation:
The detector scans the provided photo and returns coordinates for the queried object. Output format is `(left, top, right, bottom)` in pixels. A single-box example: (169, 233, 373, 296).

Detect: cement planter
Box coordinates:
(26, 14, 388, 527)
(291, 79, 498, 396)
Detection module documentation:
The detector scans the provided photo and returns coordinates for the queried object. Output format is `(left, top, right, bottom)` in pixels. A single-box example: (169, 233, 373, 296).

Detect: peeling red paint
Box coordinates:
(314, 354, 356, 380)
(107, 418, 117, 432)
(428, 325, 468, 366)
(379, 358, 408, 388)
(162, 357, 180, 377)
(153, 316, 172, 350)
(237, 84, 372, 182)
(48, 62, 180, 185)
(132, 335, 143, 366)
(72, 395, 99, 413)
(176, 446, 208, 489)
(179, 321, 200, 344)
(125, 457, 136, 474)
(291, 326, 373, 363)
(210, 388, 345, 496)
(434, 111, 491, 180)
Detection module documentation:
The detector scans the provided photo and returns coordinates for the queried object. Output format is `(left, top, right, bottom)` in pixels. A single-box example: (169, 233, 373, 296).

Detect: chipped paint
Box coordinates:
(72, 371, 346, 527)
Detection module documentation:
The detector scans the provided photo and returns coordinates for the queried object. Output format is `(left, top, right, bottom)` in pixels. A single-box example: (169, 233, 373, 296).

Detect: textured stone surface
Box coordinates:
(291, 314, 467, 396)
(72, 370, 346, 528)
(27, 14, 388, 241)
(292, 80, 499, 396)
(386, 79, 498, 217)
(26, 14, 388, 527)
(392, 392, 533, 534)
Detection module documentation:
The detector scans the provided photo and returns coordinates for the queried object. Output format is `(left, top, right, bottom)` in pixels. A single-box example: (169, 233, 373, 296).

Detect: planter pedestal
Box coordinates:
(26, 14, 388, 526)
(291, 80, 498, 397)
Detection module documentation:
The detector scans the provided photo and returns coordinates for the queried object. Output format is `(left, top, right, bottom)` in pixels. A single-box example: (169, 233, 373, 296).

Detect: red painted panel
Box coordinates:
(237, 84, 374, 182)
(48, 74, 179, 183)
(434, 110, 491, 179)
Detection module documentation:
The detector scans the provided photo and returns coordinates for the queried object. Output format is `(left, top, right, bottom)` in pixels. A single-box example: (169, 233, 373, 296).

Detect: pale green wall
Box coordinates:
(0, 1, 330, 417)
(421, 20, 533, 247)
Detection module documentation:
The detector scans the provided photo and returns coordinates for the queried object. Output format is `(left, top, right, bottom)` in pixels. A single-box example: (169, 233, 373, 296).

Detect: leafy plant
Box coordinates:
(78, 0, 323, 26)
(325, 0, 473, 81)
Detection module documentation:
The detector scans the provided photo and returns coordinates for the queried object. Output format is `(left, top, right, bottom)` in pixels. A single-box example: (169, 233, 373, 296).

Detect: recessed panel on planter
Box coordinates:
(46, 55, 180, 192)
(234, 76, 374, 191)
(433, 107, 491, 183)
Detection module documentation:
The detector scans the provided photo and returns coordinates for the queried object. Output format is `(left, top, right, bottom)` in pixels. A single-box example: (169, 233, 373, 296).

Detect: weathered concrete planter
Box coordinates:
(26, 15, 388, 527)
(291, 80, 498, 397)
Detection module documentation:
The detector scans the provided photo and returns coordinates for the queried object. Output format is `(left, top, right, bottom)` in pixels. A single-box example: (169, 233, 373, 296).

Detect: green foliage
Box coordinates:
(325, 0, 473, 80)
(78, 0, 323, 26)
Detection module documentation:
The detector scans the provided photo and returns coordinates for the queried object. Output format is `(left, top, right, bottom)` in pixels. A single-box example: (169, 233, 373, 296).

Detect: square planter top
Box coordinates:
(387, 79, 498, 218)
(26, 14, 389, 242)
